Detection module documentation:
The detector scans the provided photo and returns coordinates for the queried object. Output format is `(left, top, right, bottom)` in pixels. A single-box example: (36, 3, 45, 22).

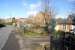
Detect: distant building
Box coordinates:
(55, 17, 73, 32)
(16, 18, 33, 28)
(55, 18, 65, 31)
(66, 15, 73, 32)
(16, 18, 26, 28)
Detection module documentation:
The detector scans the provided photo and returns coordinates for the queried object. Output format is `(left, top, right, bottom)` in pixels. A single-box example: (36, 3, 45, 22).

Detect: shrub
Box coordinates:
(52, 31, 64, 39)
(0, 24, 5, 28)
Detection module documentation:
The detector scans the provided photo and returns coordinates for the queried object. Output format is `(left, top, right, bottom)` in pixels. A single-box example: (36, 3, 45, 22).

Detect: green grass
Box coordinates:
(17, 28, 49, 37)
(24, 32, 41, 37)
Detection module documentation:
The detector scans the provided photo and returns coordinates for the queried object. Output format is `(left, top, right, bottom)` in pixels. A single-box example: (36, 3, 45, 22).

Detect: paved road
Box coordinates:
(2, 30, 20, 50)
(0, 26, 20, 50)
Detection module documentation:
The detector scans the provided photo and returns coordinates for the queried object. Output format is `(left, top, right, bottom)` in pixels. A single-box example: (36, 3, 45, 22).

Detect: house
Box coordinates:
(55, 16, 73, 32)
(55, 18, 65, 31)
(16, 18, 26, 28)
(16, 18, 34, 28)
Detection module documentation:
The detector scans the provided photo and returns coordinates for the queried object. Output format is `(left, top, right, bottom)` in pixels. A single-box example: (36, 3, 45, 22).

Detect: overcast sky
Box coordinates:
(0, 0, 74, 19)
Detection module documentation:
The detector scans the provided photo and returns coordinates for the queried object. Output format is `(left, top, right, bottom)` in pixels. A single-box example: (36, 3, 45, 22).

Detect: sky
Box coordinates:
(0, 0, 74, 19)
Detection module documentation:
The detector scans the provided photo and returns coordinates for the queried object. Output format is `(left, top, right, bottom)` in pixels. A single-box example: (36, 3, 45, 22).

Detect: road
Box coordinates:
(0, 26, 14, 50)
(2, 30, 20, 50)
(0, 26, 20, 50)
(0, 26, 50, 50)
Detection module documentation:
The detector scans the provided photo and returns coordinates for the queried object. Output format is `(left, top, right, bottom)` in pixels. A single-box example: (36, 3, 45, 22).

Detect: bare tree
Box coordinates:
(42, 0, 56, 50)
(41, 0, 56, 33)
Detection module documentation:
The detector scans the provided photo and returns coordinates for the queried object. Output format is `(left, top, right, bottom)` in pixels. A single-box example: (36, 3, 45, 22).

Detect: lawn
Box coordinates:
(24, 32, 41, 37)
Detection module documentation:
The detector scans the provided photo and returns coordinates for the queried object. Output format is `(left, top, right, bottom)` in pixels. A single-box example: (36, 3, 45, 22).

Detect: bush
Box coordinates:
(5, 22, 12, 25)
(0, 24, 5, 28)
(52, 31, 64, 39)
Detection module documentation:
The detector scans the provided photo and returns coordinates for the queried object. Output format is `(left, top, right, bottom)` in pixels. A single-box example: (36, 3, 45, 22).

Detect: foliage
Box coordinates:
(24, 31, 42, 37)
(23, 28, 48, 36)
(50, 18, 56, 32)
(44, 18, 56, 35)
(12, 17, 16, 23)
(19, 25, 48, 37)
(5, 22, 12, 25)
(0, 24, 5, 28)
(52, 31, 64, 39)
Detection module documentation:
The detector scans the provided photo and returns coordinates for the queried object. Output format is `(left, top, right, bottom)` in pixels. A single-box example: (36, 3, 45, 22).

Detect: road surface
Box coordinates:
(2, 30, 20, 50)
(0, 26, 20, 50)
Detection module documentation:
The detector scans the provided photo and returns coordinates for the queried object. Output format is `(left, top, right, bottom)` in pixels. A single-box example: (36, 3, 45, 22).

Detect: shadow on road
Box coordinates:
(2, 32, 20, 50)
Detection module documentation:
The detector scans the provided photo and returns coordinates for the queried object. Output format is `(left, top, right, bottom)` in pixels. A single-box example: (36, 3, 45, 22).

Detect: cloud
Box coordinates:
(23, 1, 42, 16)
(26, 10, 38, 16)
(23, 2, 42, 10)
(29, 2, 42, 10)
(67, 0, 75, 2)
(23, 3, 27, 6)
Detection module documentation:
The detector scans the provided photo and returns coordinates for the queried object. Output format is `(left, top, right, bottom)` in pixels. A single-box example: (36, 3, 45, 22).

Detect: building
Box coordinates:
(55, 17, 73, 32)
(55, 18, 65, 31)
(16, 18, 34, 28)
